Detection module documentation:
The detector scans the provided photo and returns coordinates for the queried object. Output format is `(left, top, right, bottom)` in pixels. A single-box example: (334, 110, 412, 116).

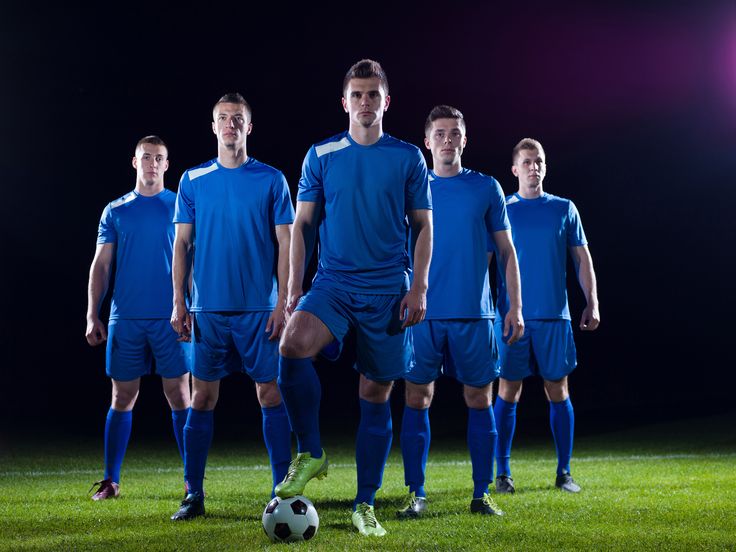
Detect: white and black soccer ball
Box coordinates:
(262, 495, 319, 542)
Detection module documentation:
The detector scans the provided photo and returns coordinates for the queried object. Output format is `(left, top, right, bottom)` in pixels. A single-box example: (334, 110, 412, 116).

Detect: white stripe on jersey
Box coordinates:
(507, 195, 520, 205)
(315, 137, 351, 158)
(110, 192, 137, 210)
(188, 163, 219, 181)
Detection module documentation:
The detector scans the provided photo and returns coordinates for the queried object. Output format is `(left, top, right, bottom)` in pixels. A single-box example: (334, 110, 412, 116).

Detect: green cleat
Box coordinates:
(274, 450, 328, 498)
(396, 492, 428, 519)
(470, 492, 505, 516)
(352, 502, 387, 537)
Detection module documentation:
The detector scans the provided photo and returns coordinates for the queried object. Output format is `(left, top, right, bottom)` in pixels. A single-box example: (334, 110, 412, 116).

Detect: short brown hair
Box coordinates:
(135, 135, 167, 154)
(512, 138, 545, 163)
(424, 105, 465, 136)
(342, 59, 389, 96)
(213, 92, 252, 120)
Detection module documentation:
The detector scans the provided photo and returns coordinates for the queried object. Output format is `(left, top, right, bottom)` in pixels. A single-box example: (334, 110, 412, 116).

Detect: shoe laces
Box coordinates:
(88, 479, 111, 494)
(356, 503, 378, 528)
(482, 493, 500, 511)
(285, 453, 310, 480)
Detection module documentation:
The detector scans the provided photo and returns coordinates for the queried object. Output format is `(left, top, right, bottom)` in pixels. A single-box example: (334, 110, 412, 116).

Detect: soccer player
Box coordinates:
(396, 106, 523, 520)
(86, 135, 191, 501)
(493, 138, 600, 494)
(169, 93, 294, 520)
(275, 59, 433, 537)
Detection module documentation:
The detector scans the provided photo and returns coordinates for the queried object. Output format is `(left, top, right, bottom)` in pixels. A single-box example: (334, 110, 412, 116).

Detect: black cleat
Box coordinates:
(495, 475, 515, 494)
(555, 473, 581, 493)
(396, 492, 428, 519)
(470, 493, 504, 516)
(171, 492, 205, 520)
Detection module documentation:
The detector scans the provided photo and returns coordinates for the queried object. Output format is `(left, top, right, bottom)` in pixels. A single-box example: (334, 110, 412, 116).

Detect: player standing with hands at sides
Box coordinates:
(169, 93, 294, 520)
(276, 59, 433, 537)
(493, 138, 600, 494)
(396, 106, 523, 520)
(86, 136, 191, 501)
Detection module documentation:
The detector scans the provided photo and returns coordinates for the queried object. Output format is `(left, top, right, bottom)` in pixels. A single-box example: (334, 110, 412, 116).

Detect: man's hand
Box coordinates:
(266, 299, 287, 341)
(503, 308, 524, 345)
(85, 316, 107, 346)
(400, 287, 427, 329)
(285, 287, 304, 318)
(580, 304, 600, 331)
(170, 301, 192, 342)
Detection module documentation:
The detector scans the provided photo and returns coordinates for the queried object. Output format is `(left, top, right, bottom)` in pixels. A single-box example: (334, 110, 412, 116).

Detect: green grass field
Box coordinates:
(1, 412, 734, 551)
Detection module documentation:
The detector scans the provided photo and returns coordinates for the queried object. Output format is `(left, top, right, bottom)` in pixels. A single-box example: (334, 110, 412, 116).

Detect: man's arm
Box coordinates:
(570, 245, 600, 331)
(286, 200, 321, 315)
(171, 223, 194, 340)
(85, 243, 114, 346)
(492, 229, 524, 344)
(401, 209, 433, 329)
(266, 223, 292, 340)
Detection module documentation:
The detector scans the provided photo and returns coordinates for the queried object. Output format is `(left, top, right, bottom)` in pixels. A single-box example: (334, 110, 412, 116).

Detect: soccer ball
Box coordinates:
(262, 495, 319, 542)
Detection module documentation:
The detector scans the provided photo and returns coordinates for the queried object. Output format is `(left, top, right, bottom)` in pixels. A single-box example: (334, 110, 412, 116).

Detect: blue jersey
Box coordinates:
(495, 192, 587, 320)
(174, 158, 294, 312)
(423, 168, 509, 319)
(97, 189, 177, 320)
(298, 131, 431, 294)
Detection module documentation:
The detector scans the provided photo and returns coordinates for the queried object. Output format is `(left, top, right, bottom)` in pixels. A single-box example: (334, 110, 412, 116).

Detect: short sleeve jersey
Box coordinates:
(298, 132, 431, 293)
(97, 189, 177, 320)
(494, 192, 587, 320)
(174, 158, 295, 312)
(423, 168, 510, 319)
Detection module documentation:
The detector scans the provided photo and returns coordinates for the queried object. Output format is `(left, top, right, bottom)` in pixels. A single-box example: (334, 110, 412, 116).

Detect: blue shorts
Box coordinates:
(409, 319, 499, 387)
(106, 319, 190, 381)
(494, 319, 577, 382)
(296, 283, 413, 382)
(191, 311, 278, 383)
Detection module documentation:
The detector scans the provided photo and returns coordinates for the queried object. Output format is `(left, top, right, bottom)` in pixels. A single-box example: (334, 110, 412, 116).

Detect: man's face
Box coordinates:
(212, 103, 251, 148)
(132, 143, 168, 187)
(425, 118, 467, 168)
(342, 77, 390, 129)
(512, 148, 546, 192)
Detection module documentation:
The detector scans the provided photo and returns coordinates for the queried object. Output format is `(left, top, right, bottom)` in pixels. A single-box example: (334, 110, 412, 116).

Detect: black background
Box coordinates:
(2, 2, 734, 444)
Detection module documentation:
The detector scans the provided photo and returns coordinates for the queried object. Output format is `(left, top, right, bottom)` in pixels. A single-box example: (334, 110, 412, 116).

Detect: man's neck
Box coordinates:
(349, 123, 383, 146)
(433, 161, 462, 178)
(218, 145, 247, 168)
(517, 185, 543, 199)
(135, 182, 164, 197)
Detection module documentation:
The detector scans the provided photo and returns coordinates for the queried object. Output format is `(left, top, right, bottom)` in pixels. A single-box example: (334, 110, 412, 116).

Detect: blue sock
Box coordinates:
(550, 398, 574, 476)
(171, 408, 189, 465)
(183, 408, 214, 495)
(355, 399, 392, 508)
(400, 405, 430, 497)
(262, 403, 293, 497)
(277, 356, 322, 457)
(103, 408, 132, 483)
(467, 406, 496, 499)
(493, 397, 517, 477)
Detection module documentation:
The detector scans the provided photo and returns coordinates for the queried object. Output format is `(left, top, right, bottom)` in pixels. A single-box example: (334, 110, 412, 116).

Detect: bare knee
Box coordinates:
(464, 383, 492, 409)
(498, 378, 523, 403)
(111, 380, 140, 411)
(544, 377, 569, 402)
(359, 375, 393, 403)
(191, 378, 219, 411)
(405, 381, 434, 409)
(162, 374, 191, 411)
(279, 313, 331, 359)
(256, 380, 283, 408)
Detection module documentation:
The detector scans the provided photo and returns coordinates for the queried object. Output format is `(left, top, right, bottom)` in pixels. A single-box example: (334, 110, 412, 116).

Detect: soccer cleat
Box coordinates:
(274, 450, 328, 498)
(470, 493, 505, 516)
(89, 478, 120, 501)
(495, 475, 516, 494)
(352, 502, 387, 536)
(396, 492, 428, 519)
(170, 492, 205, 521)
(555, 472, 581, 493)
